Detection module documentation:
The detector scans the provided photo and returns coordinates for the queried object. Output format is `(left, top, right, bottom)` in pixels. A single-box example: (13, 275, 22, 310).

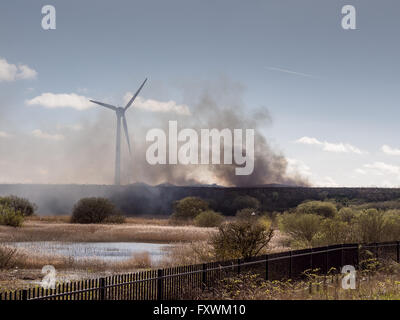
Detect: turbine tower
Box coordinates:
(89, 78, 147, 185)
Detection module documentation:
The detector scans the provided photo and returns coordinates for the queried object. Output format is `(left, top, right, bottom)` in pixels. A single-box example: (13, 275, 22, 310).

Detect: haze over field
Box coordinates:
(1, 1, 400, 187)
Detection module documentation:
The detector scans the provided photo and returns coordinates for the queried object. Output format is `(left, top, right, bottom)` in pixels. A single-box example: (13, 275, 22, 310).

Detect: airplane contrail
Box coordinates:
(264, 66, 319, 78)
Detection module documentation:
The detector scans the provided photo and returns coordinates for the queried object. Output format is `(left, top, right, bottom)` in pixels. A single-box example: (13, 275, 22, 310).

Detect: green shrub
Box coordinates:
(354, 209, 386, 243)
(211, 220, 273, 259)
(313, 218, 351, 246)
(71, 197, 123, 224)
(0, 205, 24, 227)
(337, 207, 357, 223)
(171, 197, 209, 220)
(194, 210, 224, 227)
(296, 201, 337, 218)
(0, 195, 36, 216)
(258, 215, 272, 230)
(278, 213, 322, 244)
(382, 210, 400, 241)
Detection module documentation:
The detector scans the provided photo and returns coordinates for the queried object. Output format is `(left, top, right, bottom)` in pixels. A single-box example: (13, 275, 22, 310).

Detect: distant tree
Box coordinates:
(0, 195, 36, 216)
(171, 197, 209, 220)
(272, 192, 279, 202)
(194, 210, 224, 227)
(296, 201, 337, 218)
(71, 197, 124, 224)
(232, 196, 260, 212)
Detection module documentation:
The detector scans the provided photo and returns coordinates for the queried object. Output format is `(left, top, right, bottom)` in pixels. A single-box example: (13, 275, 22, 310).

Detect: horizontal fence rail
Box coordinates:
(0, 241, 399, 301)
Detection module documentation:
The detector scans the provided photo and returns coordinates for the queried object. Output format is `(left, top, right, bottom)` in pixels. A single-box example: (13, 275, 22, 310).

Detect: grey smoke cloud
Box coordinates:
(0, 78, 308, 187)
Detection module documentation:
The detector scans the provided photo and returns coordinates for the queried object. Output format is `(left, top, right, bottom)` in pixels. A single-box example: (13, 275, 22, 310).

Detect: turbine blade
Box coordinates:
(125, 78, 147, 110)
(122, 115, 132, 156)
(89, 100, 117, 111)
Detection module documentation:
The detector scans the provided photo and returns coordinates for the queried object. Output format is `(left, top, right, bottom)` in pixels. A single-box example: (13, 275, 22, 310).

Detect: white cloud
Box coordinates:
(0, 57, 37, 82)
(26, 93, 93, 111)
(364, 161, 400, 175)
(31, 129, 64, 141)
(0, 131, 11, 138)
(382, 144, 400, 156)
(295, 136, 322, 145)
(355, 168, 367, 175)
(123, 93, 191, 115)
(16, 64, 38, 80)
(295, 136, 364, 154)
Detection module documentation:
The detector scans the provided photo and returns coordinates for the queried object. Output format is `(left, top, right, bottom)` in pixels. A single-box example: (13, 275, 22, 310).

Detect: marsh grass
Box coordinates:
(159, 241, 215, 267)
(0, 220, 215, 243)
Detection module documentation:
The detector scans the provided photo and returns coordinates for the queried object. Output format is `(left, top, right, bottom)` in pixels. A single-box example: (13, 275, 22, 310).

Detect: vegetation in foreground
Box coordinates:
(198, 259, 400, 300)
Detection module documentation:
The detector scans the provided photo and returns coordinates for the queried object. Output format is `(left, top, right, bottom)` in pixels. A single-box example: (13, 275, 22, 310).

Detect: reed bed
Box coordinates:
(0, 220, 216, 243)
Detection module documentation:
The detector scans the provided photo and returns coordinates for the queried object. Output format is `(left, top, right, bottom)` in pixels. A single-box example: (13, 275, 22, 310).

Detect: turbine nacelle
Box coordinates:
(116, 107, 125, 117)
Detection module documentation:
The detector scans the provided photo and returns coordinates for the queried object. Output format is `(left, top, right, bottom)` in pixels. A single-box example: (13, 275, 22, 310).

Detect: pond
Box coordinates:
(9, 242, 172, 262)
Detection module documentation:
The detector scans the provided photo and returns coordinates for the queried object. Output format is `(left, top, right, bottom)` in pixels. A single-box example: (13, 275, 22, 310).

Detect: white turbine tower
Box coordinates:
(90, 78, 147, 185)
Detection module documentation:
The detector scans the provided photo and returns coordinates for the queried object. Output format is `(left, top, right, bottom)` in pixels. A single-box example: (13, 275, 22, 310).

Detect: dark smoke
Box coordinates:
(124, 78, 309, 187)
(0, 78, 308, 187)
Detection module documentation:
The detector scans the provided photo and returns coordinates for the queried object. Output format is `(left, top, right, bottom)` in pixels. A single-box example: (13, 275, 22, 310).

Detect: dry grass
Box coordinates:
(198, 260, 400, 300)
(159, 241, 215, 267)
(27, 215, 170, 225)
(0, 219, 216, 243)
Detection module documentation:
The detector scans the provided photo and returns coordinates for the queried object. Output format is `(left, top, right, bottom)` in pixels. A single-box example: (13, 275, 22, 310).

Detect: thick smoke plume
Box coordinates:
(0, 78, 308, 187)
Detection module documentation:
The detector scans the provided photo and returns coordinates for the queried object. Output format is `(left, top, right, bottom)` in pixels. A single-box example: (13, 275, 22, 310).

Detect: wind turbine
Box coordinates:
(89, 78, 147, 185)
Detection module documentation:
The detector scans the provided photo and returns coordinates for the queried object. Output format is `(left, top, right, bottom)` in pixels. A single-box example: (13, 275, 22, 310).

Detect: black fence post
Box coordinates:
(21, 290, 28, 301)
(375, 243, 379, 260)
(157, 269, 163, 301)
(288, 251, 292, 279)
(325, 245, 329, 274)
(397, 241, 400, 263)
(99, 277, 105, 301)
(202, 263, 207, 290)
(265, 254, 269, 281)
(237, 259, 241, 275)
(340, 244, 344, 269)
(310, 247, 314, 271)
(355, 244, 360, 269)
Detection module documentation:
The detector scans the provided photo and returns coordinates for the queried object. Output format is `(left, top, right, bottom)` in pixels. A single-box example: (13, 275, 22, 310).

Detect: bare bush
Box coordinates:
(211, 220, 273, 260)
(0, 244, 18, 268)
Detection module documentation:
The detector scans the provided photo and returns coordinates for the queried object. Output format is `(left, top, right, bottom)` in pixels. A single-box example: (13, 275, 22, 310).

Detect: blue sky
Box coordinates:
(1, 0, 400, 186)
